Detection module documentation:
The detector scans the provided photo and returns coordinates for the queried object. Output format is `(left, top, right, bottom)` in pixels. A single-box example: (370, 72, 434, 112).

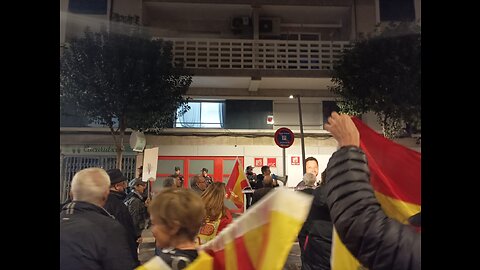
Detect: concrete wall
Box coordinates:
(273, 101, 324, 130)
(112, 0, 142, 18)
(144, 134, 338, 186)
(414, 0, 421, 23)
(354, 0, 377, 38)
(60, 0, 69, 44)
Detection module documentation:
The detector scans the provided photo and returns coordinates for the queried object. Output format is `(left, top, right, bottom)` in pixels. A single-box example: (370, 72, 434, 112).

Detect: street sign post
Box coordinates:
(274, 127, 295, 148)
(274, 127, 295, 177)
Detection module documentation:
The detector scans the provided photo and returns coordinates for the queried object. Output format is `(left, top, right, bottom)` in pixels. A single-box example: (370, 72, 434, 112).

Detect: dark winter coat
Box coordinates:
(301, 186, 333, 270)
(325, 146, 421, 270)
(104, 190, 139, 264)
(124, 191, 148, 238)
(60, 201, 138, 270)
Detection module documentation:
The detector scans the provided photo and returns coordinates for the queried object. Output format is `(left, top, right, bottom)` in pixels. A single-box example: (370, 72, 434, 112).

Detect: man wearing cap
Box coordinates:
(60, 168, 137, 270)
(201, 168, 213, 185)
(174, 166, 185, 187)
(124, 178, 148, 249)
(104, 168, 140, 266)
(128, 166, 147, 199)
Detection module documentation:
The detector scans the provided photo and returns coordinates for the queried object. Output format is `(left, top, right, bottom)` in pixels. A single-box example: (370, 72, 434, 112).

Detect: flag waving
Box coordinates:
(225, 159, 250, 209)
(331, 117, 421, 270)
(195, 188, 312, 270)
(137, 189, 312, 270)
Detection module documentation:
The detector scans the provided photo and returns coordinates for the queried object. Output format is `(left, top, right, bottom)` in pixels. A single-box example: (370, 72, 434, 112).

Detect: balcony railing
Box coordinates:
(166, 38, 353, 70)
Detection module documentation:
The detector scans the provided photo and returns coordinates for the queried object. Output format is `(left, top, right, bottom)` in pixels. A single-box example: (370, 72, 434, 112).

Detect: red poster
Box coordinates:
(267, 158, 276, 167)
(291, 156, 300, 165)
(254, 158, 263, 167)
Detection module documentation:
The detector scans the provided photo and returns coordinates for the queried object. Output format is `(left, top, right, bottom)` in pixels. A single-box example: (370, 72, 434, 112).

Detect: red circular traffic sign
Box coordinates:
(274, 127, 295, 148)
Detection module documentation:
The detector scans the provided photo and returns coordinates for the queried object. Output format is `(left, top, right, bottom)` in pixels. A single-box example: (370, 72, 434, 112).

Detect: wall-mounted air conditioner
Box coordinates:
(259, 17, 281, 35)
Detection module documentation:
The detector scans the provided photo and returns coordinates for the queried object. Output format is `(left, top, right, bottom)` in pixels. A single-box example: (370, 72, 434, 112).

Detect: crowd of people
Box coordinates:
(60, 112, 421, 270)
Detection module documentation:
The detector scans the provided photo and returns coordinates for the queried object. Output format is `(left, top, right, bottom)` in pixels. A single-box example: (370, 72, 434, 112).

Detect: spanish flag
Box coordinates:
(331, 117, 421, 270)
(225, 159, 250, 209)
(138, 189, 313, 270)
(194, 188, 313, 270)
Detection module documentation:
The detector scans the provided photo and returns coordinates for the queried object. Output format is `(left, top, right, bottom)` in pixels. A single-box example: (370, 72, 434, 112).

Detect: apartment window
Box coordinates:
(175, 101, 225, 128)
(68, 0, 108, 14)
(379, 0, 415, 21)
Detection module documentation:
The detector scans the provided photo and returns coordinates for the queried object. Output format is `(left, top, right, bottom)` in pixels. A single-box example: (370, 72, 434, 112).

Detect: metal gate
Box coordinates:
(60, 155, 137, 203)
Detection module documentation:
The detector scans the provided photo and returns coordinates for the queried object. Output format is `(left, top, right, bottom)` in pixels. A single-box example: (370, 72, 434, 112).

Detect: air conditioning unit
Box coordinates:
(259, 17, 281, 35)
(231, 16, 252, 34)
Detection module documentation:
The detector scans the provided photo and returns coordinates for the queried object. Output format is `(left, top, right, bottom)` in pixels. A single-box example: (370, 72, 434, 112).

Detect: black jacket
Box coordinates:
(325, 146, 421, 270)
(60, 201, 138, 270)
(104, 191, 139, 264)
(125, 191, 148, 238)
(251, 187, 274, 205)
(255, 174, 264, 189)
(301, 186, 333, 270)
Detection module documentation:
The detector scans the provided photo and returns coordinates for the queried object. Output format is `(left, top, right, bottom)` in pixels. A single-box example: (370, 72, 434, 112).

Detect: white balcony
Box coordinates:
(165, 38, 352, 71)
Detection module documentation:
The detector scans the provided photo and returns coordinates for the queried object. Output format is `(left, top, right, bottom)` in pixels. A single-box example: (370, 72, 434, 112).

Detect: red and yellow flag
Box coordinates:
(137, 189, 312, 270)
(331, 117, 421, 270)
(225, 159, 250, 209)
(195, 188, 312, 270)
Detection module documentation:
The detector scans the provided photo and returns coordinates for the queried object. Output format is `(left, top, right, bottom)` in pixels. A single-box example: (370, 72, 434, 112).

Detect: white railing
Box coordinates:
(165, 38, 353, 70)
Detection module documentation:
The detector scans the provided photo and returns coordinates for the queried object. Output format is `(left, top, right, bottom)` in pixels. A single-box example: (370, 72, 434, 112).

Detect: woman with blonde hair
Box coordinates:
(197, 182, 233, 245)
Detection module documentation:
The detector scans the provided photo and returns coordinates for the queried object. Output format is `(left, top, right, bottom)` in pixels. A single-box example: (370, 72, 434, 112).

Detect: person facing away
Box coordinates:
(163, 176, 178, 188)
(60, 189, 73, 212)
(323, 111, 420, 270)
(60, 168, 137, 270)
(128, 165, 143, 194)
(295, 157, 319, 191)
(251, 175, 275, 206)
(103, 168, 139, 265)
(197, 182, 233, 245)
(124, 178, 149, 249)
(301, 169, 333, 270)
(169, 174, 183, 188)
(295, 173, 317, 263)
(190, 175, 207, 195)
(149, 188, 206, 269)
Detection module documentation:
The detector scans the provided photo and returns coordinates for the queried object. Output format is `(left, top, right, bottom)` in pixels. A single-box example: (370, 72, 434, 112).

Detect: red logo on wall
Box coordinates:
(291, 156, 300, 165)
(267, 158, 276, 167)
(254, 158, 263, 167)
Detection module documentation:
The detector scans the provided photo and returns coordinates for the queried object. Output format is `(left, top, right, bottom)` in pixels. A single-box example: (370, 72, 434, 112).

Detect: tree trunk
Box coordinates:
(109, 125, 124, 170)
(382, 114, 388, 137)
(115, 144, 123, 169)
(115, 117, 127, 169)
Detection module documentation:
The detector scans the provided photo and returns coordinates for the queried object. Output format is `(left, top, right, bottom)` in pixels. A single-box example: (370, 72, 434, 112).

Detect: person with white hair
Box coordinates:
(60, 168, 137, 270)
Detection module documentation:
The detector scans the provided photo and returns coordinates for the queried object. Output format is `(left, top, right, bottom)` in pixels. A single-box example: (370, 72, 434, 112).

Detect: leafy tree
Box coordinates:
(331, 24, 420, 138)
(61, 27, 192, 168)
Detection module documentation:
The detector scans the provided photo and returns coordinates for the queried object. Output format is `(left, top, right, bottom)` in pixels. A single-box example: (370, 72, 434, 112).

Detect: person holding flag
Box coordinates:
(225, 159, 250, 210)
(197, 182, 233, 245)
(323, 112, 420, 270)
